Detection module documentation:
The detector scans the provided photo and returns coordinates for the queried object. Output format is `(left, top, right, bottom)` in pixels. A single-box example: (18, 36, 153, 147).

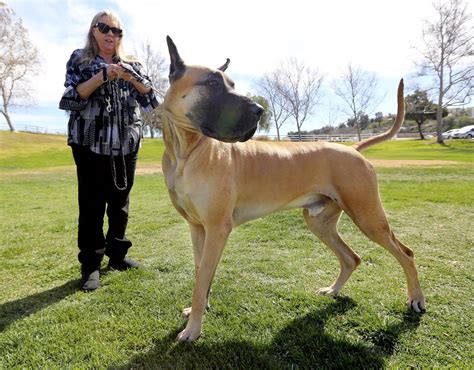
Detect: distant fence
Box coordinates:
(254, 133, 378, 142)
(0, 124, 67, 136)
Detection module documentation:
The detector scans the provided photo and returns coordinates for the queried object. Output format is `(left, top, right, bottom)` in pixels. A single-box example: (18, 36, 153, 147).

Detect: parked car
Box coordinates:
(452, 125, 474, 139)
(441, 128, 460, 139)
(458, 127, 474, 139)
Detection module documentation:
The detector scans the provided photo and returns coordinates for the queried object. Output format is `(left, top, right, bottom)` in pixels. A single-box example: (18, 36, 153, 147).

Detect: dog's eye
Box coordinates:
(208, 80, 219, 87)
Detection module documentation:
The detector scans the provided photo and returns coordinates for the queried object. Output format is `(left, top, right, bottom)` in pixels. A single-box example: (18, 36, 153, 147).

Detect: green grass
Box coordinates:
(0, 132, 166, 171)
(0, 132, 72, 170)
(362, 138, 474, 162)
(0, 132, 473, 368)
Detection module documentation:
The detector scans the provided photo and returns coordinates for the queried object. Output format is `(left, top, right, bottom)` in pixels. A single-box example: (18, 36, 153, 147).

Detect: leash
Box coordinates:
(107, 80, 128, 192)
(103, 62, 163, 191)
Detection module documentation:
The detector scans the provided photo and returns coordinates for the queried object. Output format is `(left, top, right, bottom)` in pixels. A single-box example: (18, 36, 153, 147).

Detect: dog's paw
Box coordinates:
(317, 286, 340, 296)
(182, 307, 192, 319)
(408, 295, 426, 313)
(177, 322, 201, 342)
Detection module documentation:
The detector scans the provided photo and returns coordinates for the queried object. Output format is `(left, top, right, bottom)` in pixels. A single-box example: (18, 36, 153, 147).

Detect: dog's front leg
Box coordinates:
(182, 223, 208, 318)
(177, 223, 231, 342)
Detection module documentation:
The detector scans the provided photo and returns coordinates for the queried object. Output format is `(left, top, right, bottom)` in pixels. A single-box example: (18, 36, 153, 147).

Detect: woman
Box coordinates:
(59, 10, 158, 291)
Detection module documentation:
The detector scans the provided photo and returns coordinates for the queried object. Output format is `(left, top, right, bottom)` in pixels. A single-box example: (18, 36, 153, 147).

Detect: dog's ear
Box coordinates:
(166, 36, 185, 81)
(217, 58, 230, 72)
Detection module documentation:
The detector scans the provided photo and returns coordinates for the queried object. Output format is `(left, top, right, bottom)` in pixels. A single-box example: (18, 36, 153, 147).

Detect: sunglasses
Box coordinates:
(94, 22, 122, 36)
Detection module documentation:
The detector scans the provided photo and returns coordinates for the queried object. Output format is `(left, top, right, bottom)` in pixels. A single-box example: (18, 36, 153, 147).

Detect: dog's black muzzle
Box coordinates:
(199, 98, 264, 143)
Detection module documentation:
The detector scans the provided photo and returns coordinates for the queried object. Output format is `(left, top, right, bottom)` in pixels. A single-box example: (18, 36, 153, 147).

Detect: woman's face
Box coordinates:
(92, 15, 121, 56)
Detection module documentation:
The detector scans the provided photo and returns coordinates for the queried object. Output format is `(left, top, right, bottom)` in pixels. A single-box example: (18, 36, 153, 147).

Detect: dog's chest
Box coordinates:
(170, 180, 188, 208)
(165, 171, 201, 223)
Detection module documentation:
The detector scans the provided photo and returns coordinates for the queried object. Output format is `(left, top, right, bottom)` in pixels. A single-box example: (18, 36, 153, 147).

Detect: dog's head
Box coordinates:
(164, 36, 263, 143)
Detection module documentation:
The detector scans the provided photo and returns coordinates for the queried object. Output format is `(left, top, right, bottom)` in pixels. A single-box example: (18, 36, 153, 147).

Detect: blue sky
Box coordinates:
(5, 0, 459, 135)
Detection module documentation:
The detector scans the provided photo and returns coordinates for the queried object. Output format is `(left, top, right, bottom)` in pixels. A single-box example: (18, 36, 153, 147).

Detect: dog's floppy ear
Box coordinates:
(166, 36, 185, 81)
(217, 58, 230, 72)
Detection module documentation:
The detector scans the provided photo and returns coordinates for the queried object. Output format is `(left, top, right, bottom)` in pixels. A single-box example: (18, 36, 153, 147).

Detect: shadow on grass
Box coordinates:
(118, 297, 422, 369)
(0, 279, 79, 332)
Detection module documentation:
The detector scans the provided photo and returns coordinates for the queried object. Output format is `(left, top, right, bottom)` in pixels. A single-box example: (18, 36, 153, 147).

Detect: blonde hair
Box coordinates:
(78, 10, 139, 65)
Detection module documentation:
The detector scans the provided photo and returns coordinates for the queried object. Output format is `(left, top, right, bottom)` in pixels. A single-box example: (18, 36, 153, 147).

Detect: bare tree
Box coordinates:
(276, 58, 324, 141)
(416, 0, 473, 143)
(326, 98, 340, 128)
(333, 63, 383, 141)
(138, 42, 168, 138)
(0, 3, 40, 131)
(254, 72, 291, 140)
(246, 93, 272, 133)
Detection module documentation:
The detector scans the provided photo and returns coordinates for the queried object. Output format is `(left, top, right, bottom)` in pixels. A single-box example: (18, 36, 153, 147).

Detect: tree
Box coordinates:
(333, 63, 383, 141)
(276, 58, 324, 141)
(416, 0, 473, 143)
(405, 90, 432, 139)
(138, 43, 168, 138)
(246, 94, 272, 133)
(254, 72, 291, 140)
(346, 111, 369, 131)
(374, 112, 384, 131)
(405, 90, 448, 139)
(0, 3, 40, 131)
(326, 98, 340, 128)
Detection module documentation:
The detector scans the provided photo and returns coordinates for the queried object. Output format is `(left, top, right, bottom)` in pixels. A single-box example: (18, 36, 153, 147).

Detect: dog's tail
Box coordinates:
(353, 79, 405, 153)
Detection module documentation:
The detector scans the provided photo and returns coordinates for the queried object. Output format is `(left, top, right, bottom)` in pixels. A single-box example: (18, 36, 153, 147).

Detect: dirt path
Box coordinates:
(368, 159, 459, 167)
(1, 163, 164, 177)
(135, 163, 163, 174)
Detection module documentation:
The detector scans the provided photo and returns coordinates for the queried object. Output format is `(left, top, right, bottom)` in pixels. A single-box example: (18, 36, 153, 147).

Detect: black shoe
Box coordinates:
(81, 269, 100, 291)
(108, 257, 140, 271)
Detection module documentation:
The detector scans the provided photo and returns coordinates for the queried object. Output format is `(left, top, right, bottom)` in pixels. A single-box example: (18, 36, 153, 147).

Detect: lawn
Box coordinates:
(0, 132, 473, 368)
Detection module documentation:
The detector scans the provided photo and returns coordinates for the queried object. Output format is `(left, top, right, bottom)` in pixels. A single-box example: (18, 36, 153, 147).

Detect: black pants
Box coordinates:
(72, 145, 138, 270)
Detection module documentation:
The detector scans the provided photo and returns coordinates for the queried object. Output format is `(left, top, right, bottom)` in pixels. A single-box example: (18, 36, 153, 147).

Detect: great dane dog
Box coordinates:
(161, 36, 426, 342)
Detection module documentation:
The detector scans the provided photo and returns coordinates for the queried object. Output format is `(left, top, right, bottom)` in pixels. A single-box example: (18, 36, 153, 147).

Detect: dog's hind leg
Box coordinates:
(342, 190, 426, 312)
(352, 214, 426, 312)
(303, 200, 361, 295)
(177, 221, 232, 342)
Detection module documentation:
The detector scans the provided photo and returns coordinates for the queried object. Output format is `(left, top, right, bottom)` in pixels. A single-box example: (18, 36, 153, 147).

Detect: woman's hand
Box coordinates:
(106, 64, 121, 81)
(116, 62, 135, 82)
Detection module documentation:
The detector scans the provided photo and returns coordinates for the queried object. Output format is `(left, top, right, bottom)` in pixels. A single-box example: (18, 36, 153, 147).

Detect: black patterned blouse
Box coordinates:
(59, 49, 158, 155)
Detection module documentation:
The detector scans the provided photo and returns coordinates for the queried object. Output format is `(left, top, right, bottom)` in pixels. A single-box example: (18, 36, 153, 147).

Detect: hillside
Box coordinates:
(0, 132, 165, 171)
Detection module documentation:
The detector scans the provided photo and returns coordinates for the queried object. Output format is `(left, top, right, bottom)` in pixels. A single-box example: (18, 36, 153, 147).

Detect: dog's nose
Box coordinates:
(251, 103, 264, 117)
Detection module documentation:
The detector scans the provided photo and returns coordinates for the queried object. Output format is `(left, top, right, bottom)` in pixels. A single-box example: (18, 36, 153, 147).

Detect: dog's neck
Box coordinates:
(161, 107, 206, 173)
